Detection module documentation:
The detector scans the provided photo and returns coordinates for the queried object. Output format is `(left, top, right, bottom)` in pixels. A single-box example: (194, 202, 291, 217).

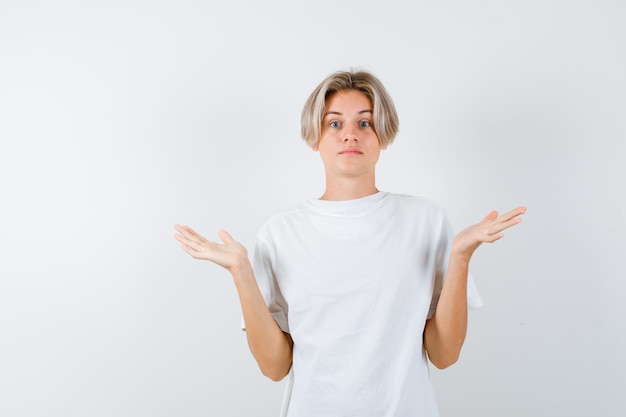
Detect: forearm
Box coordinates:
(173, 226, 293, 379)
(231, 261, 293, 381)
(424, 206, 526, 369)
(424, 253, 469, 369)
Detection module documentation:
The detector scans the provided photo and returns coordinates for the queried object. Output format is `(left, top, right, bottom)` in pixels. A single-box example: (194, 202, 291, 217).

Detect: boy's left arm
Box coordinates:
(424, 206, 527, 369)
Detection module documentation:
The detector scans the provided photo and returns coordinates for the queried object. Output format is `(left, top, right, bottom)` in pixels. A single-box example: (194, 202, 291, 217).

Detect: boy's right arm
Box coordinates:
(231, 260, 293, 381)
(174, 225, 293, 381)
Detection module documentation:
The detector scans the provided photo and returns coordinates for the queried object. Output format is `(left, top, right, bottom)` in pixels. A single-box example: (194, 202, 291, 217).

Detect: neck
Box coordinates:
(320, 174, 379, 201)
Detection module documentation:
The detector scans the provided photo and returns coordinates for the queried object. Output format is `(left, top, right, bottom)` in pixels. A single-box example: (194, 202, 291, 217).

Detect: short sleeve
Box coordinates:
(428, 211, 484, 319)
(241, 233, 290, 333)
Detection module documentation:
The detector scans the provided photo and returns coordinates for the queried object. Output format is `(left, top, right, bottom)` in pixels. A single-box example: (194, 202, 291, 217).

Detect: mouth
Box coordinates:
(339, 148, 363, 155)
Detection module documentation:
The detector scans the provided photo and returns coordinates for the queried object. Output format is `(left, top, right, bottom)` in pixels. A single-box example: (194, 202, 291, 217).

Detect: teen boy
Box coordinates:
(174, 70, 526, 416)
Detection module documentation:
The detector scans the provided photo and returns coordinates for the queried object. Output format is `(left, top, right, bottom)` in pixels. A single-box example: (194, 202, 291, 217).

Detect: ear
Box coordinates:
(380, 143, 388, 150)
(312, 140, 320, 152)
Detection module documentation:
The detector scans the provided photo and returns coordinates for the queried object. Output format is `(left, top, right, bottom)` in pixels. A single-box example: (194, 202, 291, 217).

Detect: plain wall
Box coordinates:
(1, 1, 624, 416)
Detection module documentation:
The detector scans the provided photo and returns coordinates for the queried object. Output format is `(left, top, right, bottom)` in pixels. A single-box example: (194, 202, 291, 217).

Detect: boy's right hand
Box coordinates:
(174, 225, 249, 273)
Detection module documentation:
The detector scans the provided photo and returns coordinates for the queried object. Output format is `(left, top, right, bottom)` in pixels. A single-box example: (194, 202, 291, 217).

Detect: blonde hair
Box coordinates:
(301, 69, 399, 148)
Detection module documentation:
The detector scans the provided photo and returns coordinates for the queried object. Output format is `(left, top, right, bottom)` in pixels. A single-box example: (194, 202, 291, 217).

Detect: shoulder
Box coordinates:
(383, 192, 448, 219)
(257, 203, 310, 237)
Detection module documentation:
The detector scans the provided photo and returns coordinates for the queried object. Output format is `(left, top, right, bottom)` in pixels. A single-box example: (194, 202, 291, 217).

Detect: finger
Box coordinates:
(175, 231, 217, 252)
(181, 224, 201, 238)
(485, 232, 505, 242)
(175, 224, 206, 243)
(174, 224, 196, 239)
(180, 243, 201, 258)
(174, 233, 199, 250)
(498, 206, 527, 222)
(489, 216, 523, 235)
(218, 229, 235, 245)
(483, 210, 498, 221)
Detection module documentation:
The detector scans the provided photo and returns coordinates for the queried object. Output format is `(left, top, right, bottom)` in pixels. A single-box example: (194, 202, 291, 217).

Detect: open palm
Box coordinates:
(174, 225, 248, 272)
(452, 206, 527, 260)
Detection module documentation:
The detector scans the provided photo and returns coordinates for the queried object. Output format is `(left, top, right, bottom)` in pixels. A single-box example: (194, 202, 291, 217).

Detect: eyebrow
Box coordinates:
(323, 109, 373, 118)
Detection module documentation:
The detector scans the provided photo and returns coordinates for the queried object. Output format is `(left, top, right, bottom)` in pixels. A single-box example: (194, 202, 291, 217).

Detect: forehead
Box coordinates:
(325, 89, 372, 112)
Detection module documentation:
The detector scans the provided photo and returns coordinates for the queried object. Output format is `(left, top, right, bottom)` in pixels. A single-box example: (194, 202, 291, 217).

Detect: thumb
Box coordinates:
(483, 210, 498, 221)
(218, 229, 235, 244)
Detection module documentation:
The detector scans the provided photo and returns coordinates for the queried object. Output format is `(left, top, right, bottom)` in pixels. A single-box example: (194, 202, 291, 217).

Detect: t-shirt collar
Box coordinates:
(305, 191, 389, 217)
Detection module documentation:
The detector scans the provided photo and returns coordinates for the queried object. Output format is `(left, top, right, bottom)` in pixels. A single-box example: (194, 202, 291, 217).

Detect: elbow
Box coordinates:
(249, 334, 293, 381)
(430, 355, 458, 370)
(260, 363, 291, 381)
(428, 349, 460, 370)
(264, 371, 288, 382)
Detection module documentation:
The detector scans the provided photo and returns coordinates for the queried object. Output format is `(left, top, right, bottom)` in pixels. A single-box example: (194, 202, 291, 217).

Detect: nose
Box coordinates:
(343, 127, 358, 142)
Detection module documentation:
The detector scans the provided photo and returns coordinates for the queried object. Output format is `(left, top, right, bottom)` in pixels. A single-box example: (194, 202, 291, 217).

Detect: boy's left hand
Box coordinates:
(452, 206, 527, 261)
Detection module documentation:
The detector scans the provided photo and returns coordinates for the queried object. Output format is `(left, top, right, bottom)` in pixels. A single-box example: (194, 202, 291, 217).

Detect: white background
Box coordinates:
(1, 1, 625, 416)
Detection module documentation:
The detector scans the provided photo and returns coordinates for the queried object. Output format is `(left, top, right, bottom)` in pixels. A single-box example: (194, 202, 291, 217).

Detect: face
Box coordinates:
(313, 89, 387, 180)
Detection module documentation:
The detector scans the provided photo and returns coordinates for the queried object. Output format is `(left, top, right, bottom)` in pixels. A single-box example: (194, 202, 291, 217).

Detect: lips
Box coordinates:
(339, 148, 363, 155)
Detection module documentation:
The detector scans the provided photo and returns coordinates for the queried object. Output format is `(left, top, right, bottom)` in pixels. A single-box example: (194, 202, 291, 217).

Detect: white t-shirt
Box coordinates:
(251, 192, 483, 417)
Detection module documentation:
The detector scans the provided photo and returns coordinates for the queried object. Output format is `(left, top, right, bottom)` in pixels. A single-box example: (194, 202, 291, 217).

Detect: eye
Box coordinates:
(330, 121, 341, 128)
(359, 120, 371, 128)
